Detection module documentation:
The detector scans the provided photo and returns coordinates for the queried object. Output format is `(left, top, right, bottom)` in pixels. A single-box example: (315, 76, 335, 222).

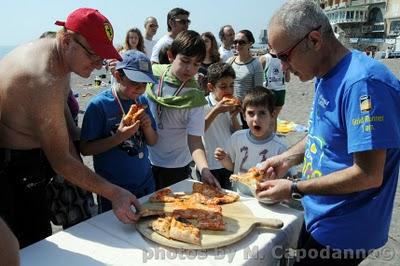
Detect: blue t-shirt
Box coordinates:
(302, 50, 400, 250)
(80, 89, 156, 187)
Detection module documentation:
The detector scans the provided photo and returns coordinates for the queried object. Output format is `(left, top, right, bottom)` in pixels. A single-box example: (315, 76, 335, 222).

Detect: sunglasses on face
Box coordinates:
(271, 25, 322, 62)
(149, 24, 159, 28)
(173, 18, 191, 25)
(73, 38, 102, 62)
(233, 39, 248, 46)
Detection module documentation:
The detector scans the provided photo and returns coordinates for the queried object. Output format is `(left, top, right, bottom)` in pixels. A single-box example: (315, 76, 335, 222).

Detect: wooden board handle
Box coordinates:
(238, 216, 283, 229)
(253, 217, 283, 229)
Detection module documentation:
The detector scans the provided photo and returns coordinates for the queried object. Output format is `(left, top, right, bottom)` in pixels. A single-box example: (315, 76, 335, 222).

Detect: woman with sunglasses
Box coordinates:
(197, 32, 221, 94)
(228, 29, 264, 128)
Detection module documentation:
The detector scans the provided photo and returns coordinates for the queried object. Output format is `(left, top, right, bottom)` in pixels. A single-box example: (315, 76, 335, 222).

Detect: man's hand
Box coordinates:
(259, 154, 292, 180)
(111, 187, 141, 224)
(200, 168, 221, 189)
(256, 179, 292, 201)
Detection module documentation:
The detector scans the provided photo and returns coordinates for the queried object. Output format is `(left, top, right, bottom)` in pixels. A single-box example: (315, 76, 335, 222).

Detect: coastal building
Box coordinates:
(315, 0, 400, 52)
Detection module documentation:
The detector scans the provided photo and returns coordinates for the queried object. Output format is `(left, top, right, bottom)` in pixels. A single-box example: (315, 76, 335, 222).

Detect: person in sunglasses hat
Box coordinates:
(0, 8, 141, 248)
(150, 7, 190, 64)
(80, 50, 158, 214)
(257, 0, 400, 265)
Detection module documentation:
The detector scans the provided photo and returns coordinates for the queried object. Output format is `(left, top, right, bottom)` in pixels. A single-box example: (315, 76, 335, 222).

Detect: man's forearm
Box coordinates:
(298, 149, 386, 195)
(282, 136, 307, 167)
(53, 153, 120, 200)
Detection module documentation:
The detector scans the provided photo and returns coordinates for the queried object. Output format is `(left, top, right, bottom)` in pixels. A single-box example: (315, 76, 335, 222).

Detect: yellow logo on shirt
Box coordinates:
(360, 95, 372, 113)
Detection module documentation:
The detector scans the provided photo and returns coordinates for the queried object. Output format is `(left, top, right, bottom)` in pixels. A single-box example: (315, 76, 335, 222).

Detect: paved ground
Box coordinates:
(68, 58, 400, 265)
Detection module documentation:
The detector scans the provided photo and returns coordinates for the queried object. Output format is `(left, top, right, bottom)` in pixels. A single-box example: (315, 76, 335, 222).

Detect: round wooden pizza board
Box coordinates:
(136, 201, 283, 250)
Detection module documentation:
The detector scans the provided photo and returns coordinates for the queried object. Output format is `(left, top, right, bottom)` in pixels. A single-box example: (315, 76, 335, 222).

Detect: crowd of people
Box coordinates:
(0, 1, 399, 265)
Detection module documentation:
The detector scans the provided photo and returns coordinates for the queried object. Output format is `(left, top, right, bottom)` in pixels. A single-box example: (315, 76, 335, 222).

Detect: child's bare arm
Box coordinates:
(188, 134, 221, 188)
(80, 120, 140, 156)
(138, 111, 158, 146)
(214, 147, 234, 171)
(230, 109, 242, 132)
(205, 99, 238, 131)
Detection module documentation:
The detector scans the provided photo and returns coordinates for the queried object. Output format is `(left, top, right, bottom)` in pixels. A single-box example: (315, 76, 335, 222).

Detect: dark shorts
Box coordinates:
(152, 164, 192, 190)
(0, 148, 55, 248)
(272, 90, 286, 107)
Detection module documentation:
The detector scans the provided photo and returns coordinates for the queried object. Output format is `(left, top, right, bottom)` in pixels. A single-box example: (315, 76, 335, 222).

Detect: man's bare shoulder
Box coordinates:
(0, 39, 69, 95)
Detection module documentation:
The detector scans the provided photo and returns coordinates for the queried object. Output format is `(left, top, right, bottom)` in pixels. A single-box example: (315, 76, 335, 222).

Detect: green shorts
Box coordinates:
(272, 90, 286, 107)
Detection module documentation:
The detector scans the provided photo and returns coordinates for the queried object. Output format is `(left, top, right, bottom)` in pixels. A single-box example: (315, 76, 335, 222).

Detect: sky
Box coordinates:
(0, 0, 284, 47)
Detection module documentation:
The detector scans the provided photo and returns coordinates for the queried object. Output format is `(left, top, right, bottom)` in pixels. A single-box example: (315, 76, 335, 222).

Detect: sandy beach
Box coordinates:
(70, 58, 400, 265)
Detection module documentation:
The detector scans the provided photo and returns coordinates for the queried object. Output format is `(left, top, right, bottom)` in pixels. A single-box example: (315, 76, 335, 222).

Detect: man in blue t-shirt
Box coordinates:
(80, 50, 158, 213)
(257, 1, 400, 265)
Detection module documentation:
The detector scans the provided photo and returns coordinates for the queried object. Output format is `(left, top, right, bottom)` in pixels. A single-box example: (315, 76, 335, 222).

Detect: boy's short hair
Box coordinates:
(207, 63, 236, 85)
(242, 86, 275, 114)
(170, 30, 206, 62)
(158, 44, 171, 64)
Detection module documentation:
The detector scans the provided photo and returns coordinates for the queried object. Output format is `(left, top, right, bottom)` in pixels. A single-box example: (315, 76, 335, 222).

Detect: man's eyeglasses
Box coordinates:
(73, 38, 102, 62)
(271, 25, 322, 62)
(173, 18, 191, 25)
(233, 39, 248, 46)
(149, 24, 159, 28)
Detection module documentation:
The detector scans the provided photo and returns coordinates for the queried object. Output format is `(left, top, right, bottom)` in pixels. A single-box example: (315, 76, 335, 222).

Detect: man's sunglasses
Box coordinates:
(173, 18, 191, 25)
(149, 24, 158, 28)
(73, 38, 102, 62)
(271, 25, 322, 62)
(233, 40, 248, 46)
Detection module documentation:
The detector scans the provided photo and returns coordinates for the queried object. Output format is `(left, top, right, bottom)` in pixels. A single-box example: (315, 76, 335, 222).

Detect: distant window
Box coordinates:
(368, 8, 383, 23)
(390, 21, 400, 34)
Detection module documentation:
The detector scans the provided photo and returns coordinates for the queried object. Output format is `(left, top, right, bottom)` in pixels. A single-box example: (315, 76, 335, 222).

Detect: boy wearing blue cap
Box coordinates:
(80, 50, 158, 213)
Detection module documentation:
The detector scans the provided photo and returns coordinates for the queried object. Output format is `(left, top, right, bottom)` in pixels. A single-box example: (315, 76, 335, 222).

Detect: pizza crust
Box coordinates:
(222, 95, 241, 106)
(230, 167, 264, 191)
(122, 104, 145, 126)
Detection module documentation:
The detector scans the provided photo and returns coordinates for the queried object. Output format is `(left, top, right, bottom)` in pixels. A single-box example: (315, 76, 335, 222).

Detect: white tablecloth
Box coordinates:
(20, 180, 303, 266)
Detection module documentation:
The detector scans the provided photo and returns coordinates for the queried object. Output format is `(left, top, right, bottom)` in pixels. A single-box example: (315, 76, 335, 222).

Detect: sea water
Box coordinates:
(0, 46, 16, 59)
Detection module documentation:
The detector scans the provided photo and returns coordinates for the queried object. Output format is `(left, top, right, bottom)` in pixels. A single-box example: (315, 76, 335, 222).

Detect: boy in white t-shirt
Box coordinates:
(215, 86, 290, 196)
(202, 63, 241, 189)
(146, 30, 219, 189)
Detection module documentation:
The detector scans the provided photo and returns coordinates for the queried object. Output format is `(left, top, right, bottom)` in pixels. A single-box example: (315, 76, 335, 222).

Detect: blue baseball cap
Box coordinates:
(116, 50, 157, 83)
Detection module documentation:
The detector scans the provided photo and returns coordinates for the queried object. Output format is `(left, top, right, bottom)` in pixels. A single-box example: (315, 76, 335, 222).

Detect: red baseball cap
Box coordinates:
(55, 8, 122, 61)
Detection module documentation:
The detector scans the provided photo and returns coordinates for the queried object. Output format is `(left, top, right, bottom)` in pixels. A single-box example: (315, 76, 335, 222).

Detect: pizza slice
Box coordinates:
(122, 104, 145, 126)
(149, 188, 188, 203)
(192, 182, 239, 204)
(140, 201, 222, 217)
(150, 216, 201, 245)
(169, 216, 201, 245)
(222, 95, 241, 106)
(149, 187, 177, 203)
(150, 216, 172, 239)
(172, 207, 222, 221)
(229, 167, 264, 192)
(192, 215, 225, 231)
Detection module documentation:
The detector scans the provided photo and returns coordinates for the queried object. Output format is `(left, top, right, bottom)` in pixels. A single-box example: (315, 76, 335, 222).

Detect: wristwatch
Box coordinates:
(291, 180, 304, 200)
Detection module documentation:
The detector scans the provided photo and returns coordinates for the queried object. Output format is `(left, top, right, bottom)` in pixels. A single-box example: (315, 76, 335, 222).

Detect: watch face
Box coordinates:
(291, 192, 303, 200)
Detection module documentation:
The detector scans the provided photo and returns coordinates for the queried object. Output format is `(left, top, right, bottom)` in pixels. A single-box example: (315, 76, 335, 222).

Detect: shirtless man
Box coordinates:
(0, 8, 140, 248)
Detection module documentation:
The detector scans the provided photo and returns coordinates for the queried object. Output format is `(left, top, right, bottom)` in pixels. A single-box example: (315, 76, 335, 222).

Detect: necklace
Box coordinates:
(156, 69, 187, 129)
(111, 86, 144, 159)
